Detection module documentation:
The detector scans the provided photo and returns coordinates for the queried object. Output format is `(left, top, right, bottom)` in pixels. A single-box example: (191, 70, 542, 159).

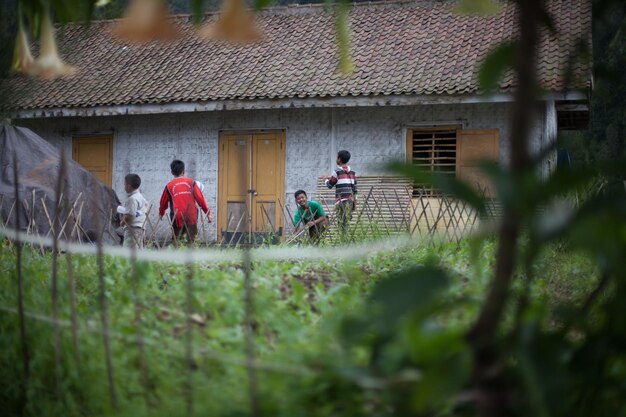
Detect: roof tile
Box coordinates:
(1, 0, 591, 111)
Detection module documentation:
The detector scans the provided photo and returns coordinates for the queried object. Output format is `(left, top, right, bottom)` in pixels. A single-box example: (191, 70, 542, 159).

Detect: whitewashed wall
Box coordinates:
(16, 102, 547, 240)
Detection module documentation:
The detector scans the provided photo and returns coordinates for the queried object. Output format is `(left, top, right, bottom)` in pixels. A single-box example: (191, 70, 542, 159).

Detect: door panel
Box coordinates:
(218, 131, 285, 243)
(254, 201, 277, 233)
(252, 134, 282, 233)
(220, 134, 251, 243)
(224, 134, 250, 209)
(72, 136, 113, 186)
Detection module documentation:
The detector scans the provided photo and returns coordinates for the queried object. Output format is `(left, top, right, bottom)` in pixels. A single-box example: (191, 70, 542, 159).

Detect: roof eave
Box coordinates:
(10, 91, 588, 120)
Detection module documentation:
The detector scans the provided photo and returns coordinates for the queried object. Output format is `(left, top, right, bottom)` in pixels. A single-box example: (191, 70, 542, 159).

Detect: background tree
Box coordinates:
(587, 0, 626, 161)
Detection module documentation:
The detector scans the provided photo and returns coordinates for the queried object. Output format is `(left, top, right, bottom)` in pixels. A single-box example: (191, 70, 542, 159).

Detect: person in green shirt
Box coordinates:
(294, 190, 328, 242)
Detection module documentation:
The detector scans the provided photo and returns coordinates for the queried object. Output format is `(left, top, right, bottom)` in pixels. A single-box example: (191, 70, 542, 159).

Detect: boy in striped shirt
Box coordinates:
(324, 150, 357, 233)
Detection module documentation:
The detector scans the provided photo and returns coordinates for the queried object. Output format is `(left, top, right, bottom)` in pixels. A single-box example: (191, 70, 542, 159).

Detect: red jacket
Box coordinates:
(159, 177, 210, 227)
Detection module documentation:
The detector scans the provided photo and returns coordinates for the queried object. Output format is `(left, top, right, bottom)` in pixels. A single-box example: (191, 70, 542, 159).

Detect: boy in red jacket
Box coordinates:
(159, 160, 213, 243)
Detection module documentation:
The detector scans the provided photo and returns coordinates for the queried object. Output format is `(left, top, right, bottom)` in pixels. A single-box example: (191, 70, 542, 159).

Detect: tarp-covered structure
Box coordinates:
(0, 125, 120, 243)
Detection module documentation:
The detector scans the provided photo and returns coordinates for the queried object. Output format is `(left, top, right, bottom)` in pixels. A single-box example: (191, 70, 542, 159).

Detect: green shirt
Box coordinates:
(294, 200, 325, 227)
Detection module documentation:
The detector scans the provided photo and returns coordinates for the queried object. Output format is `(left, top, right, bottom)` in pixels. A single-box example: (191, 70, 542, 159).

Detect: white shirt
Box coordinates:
(122, 190, 149, 228)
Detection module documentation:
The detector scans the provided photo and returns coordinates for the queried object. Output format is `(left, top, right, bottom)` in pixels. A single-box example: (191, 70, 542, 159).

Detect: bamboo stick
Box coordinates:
(228, 209, 247, 247)
(13, 152, 30, 413)
(184, 261, 195, 416)
(66, 252, 81, 366)
(243, 248, 259, 417)
(348, 187, 373, 242)
(220, 211, 235, 246)
(165, 211, 179, 247)
(131, 242, 154, 407)
(50, 152, 66, 400)
(94, 202, 118, 411)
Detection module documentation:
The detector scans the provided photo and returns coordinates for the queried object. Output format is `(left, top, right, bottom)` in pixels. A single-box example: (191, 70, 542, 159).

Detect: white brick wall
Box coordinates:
(16, 102, 546, 241)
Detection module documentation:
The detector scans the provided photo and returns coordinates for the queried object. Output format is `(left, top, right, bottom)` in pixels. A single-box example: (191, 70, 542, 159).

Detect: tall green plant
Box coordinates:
(296, 0, 626, 416)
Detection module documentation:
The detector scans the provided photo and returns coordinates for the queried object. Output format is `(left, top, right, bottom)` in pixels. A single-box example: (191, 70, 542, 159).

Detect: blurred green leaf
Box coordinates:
(567, 196, 626, 263)
(454, 0, 501, 15)
(335, 0, 354, 75)
(517, 323, 562, 417)
(339, 315, 372, 345)
(531, 201, 575, 242)
(535, 160, 626, 204)
(404, 320, 471, 412)
(190, 0, 204, 25)
(473, 160, 517, 204)
(478, 41, 516, 93)
(540, 7, 556, 34)
(254, 0, 273, 11)
(389, 162, 487, 216)
(85, 0, 96, 23)
(369, 265, 450, 323)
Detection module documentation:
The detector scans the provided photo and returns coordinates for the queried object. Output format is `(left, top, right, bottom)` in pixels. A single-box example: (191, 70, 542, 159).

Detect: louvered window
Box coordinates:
(408, 128, 457, 195)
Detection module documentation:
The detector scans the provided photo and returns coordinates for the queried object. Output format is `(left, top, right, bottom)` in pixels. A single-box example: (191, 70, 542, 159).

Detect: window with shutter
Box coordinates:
(406, 127, 459, 196)
(406, 127, 501, 197)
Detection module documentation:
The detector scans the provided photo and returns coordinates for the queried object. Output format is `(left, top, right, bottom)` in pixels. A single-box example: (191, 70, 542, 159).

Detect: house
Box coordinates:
(0, 0, 592, 242)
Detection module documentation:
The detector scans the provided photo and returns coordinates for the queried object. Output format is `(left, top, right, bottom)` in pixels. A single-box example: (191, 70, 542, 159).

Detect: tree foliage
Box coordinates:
(587, 0, 626, 161)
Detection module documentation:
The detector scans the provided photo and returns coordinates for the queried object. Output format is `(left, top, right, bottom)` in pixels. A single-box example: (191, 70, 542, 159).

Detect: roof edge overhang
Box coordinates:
(10, 91, 588, 120)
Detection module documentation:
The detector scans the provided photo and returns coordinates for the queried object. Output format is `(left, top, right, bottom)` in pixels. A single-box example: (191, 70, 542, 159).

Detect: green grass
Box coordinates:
(0, 237, 601, 417)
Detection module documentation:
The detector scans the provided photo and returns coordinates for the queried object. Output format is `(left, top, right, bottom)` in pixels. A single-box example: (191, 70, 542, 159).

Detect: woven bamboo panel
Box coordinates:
(310, 176, 500, 242)
(315, 176, 414, 234)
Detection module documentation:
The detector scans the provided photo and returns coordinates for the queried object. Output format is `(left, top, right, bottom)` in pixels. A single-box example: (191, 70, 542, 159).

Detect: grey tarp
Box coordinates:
(0, 124, 121, 243)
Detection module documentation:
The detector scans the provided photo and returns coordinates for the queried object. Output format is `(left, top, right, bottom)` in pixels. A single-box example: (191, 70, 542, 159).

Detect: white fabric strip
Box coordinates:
(0, 226, 426, 264)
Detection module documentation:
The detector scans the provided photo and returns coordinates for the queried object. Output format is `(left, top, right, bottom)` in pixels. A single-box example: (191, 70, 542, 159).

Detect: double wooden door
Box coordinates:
(218, 131, 285, 244)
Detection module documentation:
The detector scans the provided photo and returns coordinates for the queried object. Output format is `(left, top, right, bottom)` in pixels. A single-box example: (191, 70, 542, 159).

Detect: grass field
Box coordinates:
(0, 237, 600, 417)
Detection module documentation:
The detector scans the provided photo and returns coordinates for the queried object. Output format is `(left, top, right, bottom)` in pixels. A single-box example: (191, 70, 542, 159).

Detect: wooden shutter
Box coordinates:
(456, 129, 500, 197)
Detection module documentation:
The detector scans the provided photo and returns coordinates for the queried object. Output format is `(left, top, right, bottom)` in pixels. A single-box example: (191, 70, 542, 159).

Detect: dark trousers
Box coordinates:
(173, 223, 198, 243)
(335, 200, 354, 232)
(308, 222, 328, 243)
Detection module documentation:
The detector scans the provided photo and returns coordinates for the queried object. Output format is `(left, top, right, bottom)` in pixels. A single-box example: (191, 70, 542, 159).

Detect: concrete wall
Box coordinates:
(16, 102, 546, 241)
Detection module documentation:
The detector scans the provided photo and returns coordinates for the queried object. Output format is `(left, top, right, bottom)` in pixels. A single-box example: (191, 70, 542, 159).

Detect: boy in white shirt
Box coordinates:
(118, 173, 149, 249)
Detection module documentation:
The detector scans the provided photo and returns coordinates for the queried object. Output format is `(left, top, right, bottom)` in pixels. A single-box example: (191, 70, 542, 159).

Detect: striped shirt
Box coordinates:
(325, 165, 357, 202)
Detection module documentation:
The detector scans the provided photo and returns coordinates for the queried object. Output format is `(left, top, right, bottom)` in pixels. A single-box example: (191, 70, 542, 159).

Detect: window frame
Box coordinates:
(405, 125, 462, 196)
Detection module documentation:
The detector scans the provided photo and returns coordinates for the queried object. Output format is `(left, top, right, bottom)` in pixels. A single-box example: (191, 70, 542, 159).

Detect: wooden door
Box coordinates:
(251, 133, 284, 236)
(218, 131, 285, 243)
(72, 136, 113, 187)
(218, 133, 252, 243)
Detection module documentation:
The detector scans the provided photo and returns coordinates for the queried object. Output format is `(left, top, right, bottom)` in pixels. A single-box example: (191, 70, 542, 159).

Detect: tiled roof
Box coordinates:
(1, 0, 591, 111)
